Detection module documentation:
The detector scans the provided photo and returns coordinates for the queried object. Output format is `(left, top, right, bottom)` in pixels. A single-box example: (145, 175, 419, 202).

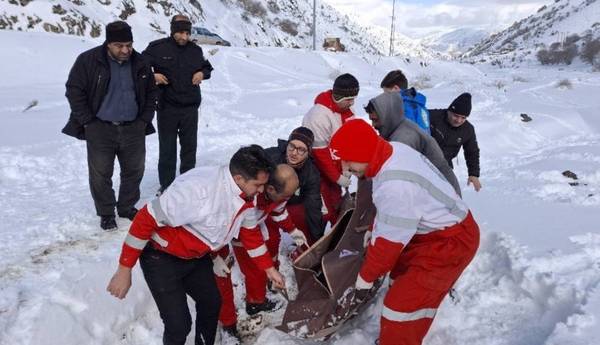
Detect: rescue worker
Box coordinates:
(213, 164, 304, 341)
(330, 119, 480, 345)
(106, 145, 285, 345)
(302, 73, 358, 225)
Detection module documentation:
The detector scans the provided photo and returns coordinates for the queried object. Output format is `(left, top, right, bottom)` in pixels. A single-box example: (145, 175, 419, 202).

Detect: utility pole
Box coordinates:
(312, 0, 317, 50)
(389, 0, 396, 56)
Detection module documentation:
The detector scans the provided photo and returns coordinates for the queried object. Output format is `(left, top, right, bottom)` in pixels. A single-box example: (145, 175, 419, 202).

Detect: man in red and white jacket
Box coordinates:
(302, 73, 359, 224)
(213, 164, 306, 339)
(107, 145, 285, 345)
(329, 120, 480, 345)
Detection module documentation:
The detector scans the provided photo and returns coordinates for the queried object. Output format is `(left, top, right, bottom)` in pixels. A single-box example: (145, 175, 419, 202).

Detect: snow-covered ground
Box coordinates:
(1, 30, 600, 345)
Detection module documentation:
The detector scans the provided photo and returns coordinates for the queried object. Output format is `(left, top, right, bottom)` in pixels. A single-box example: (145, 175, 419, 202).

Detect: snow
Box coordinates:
(1, 28, 600, 345)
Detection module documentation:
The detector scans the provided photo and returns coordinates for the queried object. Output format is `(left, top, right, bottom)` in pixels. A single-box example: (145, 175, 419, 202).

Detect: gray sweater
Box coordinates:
(371, 92, 462, 196)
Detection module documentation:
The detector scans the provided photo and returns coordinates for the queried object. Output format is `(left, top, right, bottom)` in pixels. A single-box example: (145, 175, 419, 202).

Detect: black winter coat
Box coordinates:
(142, 37, 213, 108)
(63, 45, 158, 140)
(265, 140, 325, 240)
(429, 109, 480, 177)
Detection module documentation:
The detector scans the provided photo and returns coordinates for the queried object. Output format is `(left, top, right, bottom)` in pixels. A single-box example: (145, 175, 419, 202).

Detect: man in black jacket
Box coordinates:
(429, 92, 482, 191)
(63, 21, 158, 230)
(142, 14, 214, 194)
(265, 127, 324, 244)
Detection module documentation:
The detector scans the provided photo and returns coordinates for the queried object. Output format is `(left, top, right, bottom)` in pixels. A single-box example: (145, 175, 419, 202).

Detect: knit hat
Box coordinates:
(170, 19, 192, 35)
(330, 119, 378, 163)
(288, 126, 314, 150)
(448, 92, 472, 116)
(105, 21, 133, 43)
(332, 73, 360, 101)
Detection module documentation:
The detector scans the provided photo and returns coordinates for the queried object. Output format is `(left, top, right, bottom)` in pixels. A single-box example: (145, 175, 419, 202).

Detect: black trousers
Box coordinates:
(157, 106, 199, 188)
(140, 246, 221, 345)
(85, 120, 146, 216)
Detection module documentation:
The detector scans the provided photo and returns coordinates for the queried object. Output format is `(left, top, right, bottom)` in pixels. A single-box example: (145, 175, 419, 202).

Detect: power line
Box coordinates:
(390, 0, 396, 56)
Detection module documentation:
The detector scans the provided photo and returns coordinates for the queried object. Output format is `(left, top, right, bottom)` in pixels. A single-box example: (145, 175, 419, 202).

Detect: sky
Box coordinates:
(323, 0, 550, 38)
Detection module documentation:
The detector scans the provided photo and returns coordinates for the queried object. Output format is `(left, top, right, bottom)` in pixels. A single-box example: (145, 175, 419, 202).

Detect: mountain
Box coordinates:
(0, 0, 433, 57)
(464, 0, 600, 66)
(420, 28, 490, 57)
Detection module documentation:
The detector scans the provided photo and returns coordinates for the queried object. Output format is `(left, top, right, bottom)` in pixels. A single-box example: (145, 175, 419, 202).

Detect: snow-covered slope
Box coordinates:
(0, 0, 407, 56)
(465, 0, 600, 66)
(2, 29, 600, 345)
(421, 28, 490, 57)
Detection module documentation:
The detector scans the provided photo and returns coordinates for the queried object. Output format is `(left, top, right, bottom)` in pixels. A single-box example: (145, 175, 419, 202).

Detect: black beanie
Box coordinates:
(171, 20, 192, 35)
(105, 21, 133, 43)
(332, 73, 360, 101)
(448, 92, 472, 116)
(288, 126, 314, 150)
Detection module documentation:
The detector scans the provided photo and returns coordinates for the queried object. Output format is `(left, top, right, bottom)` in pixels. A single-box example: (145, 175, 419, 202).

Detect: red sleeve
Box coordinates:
(270, 207, 296, 233)
(359, 237, 405, 283)
(119, 205, 159, 268)
(312, 147, 342, 184)
(238, 226, 274, 271)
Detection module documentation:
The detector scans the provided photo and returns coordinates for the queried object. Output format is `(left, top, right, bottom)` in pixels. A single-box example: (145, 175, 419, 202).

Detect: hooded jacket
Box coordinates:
(371, 92, 461, 196)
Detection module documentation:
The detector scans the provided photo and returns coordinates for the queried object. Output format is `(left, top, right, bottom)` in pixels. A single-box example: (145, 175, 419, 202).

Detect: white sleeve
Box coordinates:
(302, 105, 333, 148)
(371, 179, 424, 245)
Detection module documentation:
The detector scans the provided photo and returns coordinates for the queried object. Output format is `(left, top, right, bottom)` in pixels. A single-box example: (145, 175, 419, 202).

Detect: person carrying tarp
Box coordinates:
(330, 119, 480, 345)
(365, 92, 461, 196)
(106, 145, 285, 345)
(213, 165, 305, 341)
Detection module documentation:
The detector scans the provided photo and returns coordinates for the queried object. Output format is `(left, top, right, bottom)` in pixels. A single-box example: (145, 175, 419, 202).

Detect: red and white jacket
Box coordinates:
(359, 142, 470, 283)
(231, 192, 296, 251)
(118, 166, 273, 270)
(302, 90, 355, 184)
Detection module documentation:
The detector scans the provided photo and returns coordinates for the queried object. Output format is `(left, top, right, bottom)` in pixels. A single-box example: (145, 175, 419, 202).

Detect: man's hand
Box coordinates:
(337, 174, 351, 188)
(265, 267, 286, 290)
(289, 228, 308, 247)
(107, 265, 132, 299)
(467, 176, 482, 192)
(212, 255, 231, 278)
(154, 73, 169, 85)
(354, 274, 373, 303)
(192, 71, 204, 85)
(362, 230, 372, 248)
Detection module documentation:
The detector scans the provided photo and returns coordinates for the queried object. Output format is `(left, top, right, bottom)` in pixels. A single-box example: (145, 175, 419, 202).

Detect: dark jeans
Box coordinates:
(140, 246, 221, 345)
(85, 120, 146, 216)
(157, 106, 199, 188)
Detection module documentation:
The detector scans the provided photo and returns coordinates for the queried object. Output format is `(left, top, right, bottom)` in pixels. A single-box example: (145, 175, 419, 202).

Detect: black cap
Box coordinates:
(332, 73, 359, 101)
(448, 92, 472, 116)
(288, 126, 314, 149)
(170, 19, 192, 35)
(105, 21, 133, 43)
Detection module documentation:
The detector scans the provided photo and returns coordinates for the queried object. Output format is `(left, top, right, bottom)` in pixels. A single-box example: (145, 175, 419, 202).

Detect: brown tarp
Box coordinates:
(278, 180, 382, 339)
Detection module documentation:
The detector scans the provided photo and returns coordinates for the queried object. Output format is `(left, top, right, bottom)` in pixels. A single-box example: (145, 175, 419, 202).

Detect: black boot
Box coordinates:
(245, 298, 279, 316)
(100, 215, 117, 230)
(118, 207, 138, 221)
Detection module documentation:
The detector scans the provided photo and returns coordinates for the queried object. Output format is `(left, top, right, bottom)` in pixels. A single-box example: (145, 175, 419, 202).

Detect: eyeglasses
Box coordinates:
(287, 142, 308, 155)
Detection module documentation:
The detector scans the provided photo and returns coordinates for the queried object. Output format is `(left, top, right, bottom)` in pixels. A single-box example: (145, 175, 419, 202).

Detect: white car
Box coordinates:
(191, 27, 231, 46)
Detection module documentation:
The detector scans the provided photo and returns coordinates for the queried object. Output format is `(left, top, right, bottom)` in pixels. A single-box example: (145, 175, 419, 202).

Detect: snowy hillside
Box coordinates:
(464, 0, 600, 67)
(420, 28, 490, 57)
(0, 0, 397, 55)
(2, 29, 600, 345)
